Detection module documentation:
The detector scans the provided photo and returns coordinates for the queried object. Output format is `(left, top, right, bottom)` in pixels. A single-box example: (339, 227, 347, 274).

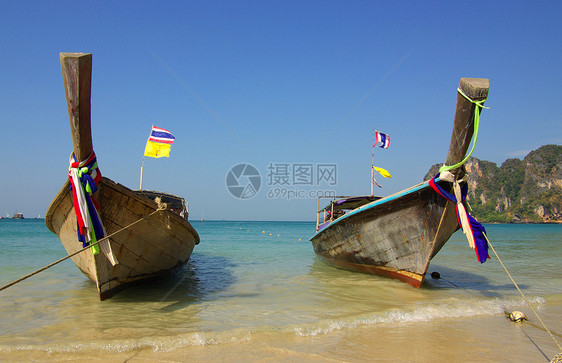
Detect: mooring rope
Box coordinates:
(523, 320, 562, 338)
(484, 233, 562, 352)
(0, 204, 167, 293)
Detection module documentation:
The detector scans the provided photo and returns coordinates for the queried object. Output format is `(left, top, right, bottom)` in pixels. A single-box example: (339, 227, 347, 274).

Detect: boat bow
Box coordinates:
(311, 78, 489, 287)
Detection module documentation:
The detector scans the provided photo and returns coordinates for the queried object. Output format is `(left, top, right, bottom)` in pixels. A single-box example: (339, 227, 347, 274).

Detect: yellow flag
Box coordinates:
(144, 140, 172, 158)
(373, 166, 392, 178)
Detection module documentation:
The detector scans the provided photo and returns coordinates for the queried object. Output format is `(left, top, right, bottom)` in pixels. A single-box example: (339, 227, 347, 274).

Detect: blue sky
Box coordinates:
(1, 1, 560, 221)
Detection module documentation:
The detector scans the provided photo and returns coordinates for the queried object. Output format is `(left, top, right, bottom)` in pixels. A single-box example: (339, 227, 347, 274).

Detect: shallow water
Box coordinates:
(0, 219, 560, 361)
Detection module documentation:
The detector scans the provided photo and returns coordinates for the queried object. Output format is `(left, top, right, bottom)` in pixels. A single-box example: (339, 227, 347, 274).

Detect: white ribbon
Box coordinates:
(69, 153, 118, 266)
(441, 171, 476, 250)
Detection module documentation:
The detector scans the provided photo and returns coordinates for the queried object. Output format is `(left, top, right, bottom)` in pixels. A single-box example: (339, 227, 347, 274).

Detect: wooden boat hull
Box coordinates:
(311, 77, 489, 287)
(45, 177, 200, 300)
(311, 180, 459, 287)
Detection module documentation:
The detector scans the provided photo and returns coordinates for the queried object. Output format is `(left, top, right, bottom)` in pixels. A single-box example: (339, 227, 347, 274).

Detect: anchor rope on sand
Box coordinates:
(0, 203, 168, 293)
(431, 217, 561, 359)
(483, 233, 562, 353)
(504, 311, 562, 339)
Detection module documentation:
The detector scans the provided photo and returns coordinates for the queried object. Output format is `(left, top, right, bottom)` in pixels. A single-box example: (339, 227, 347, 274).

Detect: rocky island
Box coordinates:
(426, 145, 562, 223)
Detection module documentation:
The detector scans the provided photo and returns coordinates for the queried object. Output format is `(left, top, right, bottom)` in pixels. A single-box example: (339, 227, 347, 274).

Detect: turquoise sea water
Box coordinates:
(0, 219, 561, 361)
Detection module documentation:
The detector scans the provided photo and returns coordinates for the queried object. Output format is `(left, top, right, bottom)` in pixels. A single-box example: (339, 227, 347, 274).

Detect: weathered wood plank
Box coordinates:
(60, 53, 93, 161)
(444, 78, 489, 175)
(46, 52, 200, 300)
(312, 182, 453, 284)
(46, 177, 199, 299)
(311, 78, 490, 287)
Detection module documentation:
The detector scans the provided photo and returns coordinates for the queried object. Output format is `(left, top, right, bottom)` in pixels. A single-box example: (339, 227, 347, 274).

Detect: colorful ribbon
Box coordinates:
(429, 174, 489, 263)
(68, 152, 118, 265)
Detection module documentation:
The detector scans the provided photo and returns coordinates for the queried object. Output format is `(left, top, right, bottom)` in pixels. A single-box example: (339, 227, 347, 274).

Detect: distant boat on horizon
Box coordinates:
(12, 212, 24, 219)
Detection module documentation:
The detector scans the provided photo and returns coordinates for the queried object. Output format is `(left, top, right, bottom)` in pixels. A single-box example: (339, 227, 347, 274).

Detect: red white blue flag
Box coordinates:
(149, 126, 175, 145)
(374, 131, 390, 149)
(144, 126, 175, 158)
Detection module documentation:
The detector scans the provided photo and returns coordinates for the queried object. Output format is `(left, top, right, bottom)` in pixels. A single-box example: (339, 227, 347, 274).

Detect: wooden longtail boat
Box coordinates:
(311, 78, 489, 287)
(45, 53, 200, 300)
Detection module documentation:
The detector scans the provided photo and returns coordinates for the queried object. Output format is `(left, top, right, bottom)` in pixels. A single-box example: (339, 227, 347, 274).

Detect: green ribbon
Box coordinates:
(77, 162, 98, 194)
(76, 161, 100, 254)
(439, 87, 489, 173)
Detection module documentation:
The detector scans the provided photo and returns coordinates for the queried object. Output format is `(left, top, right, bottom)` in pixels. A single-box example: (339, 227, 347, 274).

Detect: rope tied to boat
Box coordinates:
(0, 204, 168, 293)
(430, 180, 561, 355)
(68, 152, 118, 265)
(484, 234, 562, 354)
(429, 171, 490, 263)
(439, 87, 489, 173)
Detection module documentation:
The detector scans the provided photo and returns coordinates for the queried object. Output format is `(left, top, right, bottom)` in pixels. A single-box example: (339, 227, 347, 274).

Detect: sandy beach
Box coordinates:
(1, 221, 561, 362)
(3, 305, 561, 362)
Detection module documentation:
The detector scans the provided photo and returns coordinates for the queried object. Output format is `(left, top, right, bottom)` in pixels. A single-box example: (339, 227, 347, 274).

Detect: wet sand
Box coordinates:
(4, 304, 560, 362)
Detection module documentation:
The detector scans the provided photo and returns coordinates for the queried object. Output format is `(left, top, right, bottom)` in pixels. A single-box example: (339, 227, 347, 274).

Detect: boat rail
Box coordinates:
(315, 195, 380, 232)
(136, 190, 189, 220)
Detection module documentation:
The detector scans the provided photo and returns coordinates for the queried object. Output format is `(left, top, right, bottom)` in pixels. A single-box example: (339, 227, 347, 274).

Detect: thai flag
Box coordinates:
(374, 131, 390, 149)
(149, 126, 175, 144)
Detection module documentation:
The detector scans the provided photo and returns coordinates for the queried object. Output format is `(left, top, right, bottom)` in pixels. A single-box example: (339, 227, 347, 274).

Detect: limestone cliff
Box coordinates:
(425, 145, 562, 223)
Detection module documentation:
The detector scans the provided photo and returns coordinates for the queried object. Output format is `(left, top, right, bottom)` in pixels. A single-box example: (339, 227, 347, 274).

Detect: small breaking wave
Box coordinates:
(0, 295, 546, 354)
(0, 329, 254, 354)
(293, 295, 545, 336)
